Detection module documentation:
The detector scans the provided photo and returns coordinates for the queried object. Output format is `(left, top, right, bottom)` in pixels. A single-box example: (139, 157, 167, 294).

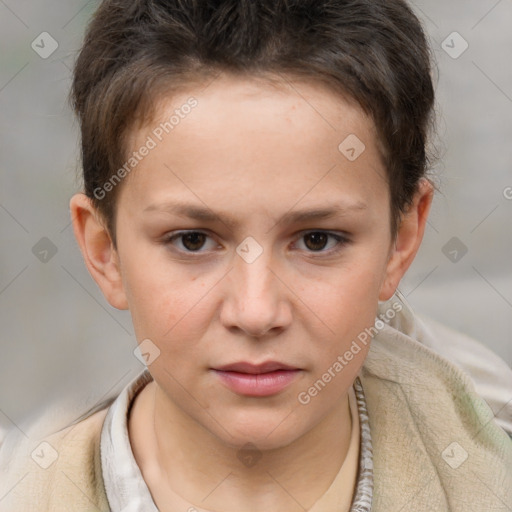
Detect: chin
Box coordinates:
(209, 409, 306, 452)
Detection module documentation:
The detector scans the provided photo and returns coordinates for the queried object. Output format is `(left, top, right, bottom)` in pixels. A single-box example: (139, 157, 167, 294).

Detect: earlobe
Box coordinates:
(69, 193, 128, 310)
(379, 178, 434, 301)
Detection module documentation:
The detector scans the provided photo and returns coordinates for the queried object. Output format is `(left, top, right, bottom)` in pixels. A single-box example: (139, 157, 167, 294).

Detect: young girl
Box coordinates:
(1, 0, 511, 511)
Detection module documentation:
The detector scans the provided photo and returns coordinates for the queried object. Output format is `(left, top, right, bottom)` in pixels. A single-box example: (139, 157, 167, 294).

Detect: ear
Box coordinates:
(379, 178, 434, 301)
(69, 193, 128, 310)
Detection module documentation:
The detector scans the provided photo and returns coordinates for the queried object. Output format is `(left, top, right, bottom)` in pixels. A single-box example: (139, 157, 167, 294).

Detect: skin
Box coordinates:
(70, 73, 432, 512)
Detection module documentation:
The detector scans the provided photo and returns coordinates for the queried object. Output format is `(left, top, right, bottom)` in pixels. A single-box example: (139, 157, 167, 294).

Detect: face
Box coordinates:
(77, 73, 425, 450)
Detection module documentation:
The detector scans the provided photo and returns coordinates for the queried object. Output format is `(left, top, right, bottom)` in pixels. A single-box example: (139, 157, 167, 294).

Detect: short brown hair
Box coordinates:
(71, 0, 436, 242)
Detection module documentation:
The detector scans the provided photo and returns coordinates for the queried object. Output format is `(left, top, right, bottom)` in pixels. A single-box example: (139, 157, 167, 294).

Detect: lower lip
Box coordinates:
(213, 369, 301, 396)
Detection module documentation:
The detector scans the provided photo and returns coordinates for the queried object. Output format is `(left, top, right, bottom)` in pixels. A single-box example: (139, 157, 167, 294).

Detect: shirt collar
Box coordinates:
(100, 369, 373, 512)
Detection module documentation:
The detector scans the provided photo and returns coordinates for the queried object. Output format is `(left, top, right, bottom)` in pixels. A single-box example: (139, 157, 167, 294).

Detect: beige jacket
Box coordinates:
(1, 308, 511, 511)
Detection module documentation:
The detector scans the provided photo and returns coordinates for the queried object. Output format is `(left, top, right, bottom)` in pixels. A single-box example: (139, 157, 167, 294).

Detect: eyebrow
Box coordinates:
(143, 200, 367, 230)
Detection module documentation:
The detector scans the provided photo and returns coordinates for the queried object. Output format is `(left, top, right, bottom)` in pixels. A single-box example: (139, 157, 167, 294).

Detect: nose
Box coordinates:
(219, 249, 292, 338)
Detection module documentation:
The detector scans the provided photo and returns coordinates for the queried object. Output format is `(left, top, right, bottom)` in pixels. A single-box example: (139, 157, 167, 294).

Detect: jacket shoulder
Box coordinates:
(0, 407, 110, 512)
(361, 321, 512, 511)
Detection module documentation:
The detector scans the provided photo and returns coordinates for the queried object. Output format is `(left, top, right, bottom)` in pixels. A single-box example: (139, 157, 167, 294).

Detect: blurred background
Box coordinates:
(1, 0, 511, 436)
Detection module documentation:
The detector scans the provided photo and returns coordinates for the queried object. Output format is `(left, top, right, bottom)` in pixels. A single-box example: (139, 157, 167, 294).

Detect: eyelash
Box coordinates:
(161, 230, 350, 256)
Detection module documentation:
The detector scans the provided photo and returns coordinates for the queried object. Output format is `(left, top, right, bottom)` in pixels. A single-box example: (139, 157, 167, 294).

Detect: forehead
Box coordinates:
(120, 73, 388, 222)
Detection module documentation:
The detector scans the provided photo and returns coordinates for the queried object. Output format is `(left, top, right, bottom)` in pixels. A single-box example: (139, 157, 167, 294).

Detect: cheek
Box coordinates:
(308, 258, 385, 340)
(297, 264, 380, 404)
(121, 252, 212, 344)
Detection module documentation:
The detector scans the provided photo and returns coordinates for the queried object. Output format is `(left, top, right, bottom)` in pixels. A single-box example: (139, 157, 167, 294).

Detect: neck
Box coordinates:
(130, 380, 353, 512)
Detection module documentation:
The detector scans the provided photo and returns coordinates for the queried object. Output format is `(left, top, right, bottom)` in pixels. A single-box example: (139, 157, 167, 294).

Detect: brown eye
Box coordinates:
(180, 232, 207, 251)
(294, 231, 349, 255)
(304, 232, 329, 251)
(163, 231, 216, 253)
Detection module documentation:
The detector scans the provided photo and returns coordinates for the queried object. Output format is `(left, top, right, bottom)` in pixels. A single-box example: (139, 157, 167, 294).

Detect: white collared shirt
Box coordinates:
(100, 369, 374, 512)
